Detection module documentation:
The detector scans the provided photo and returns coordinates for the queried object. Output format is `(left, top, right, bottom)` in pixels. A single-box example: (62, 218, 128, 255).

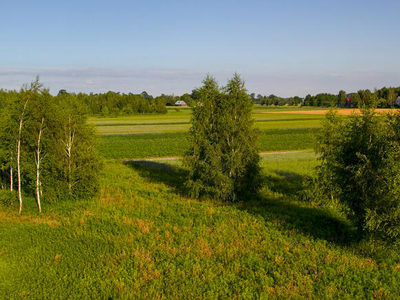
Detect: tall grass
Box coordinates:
(1, 153, 399, 298)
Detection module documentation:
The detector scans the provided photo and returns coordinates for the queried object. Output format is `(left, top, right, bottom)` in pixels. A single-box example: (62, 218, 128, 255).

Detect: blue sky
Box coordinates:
(1, 0, 399, 97)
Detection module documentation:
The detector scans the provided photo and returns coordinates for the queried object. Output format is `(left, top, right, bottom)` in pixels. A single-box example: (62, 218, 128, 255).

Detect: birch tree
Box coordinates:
(14, 77, 43, 213)
(27, 89, 52, 213)
(184, 74, 261, 201)
(53, 92, 101, 201)
(0, 78, 102, 212)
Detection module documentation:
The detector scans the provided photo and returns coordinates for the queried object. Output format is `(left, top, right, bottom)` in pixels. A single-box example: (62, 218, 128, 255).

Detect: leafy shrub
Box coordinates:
(315, 108, 400, 239)
(0, 190, 15, 206)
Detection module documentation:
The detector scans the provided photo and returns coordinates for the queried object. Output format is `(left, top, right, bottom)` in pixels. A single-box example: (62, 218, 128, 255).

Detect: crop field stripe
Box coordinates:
(96, 123, 322, 135)
(93, 118, 324, 128)
(123, 150, 312, 162)
(95, 121, 190, 127)
(255, 117, 323, 122)
(97, 128, 319, 159)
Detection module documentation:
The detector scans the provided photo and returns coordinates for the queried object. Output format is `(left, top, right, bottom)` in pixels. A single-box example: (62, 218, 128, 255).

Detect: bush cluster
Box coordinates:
(315, 108, 400, 239)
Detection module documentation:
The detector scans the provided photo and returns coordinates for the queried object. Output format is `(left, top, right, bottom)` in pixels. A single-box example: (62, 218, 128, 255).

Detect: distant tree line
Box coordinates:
(2, 84, 400, 118)
(250, 86, 400, 108)
(59, 90, 168, 116)
(335, 87, 400, 108)
(250, 93, 303, 106)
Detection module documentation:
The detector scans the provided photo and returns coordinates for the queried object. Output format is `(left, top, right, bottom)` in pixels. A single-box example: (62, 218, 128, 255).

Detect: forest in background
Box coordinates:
(1, 85, 400, 118)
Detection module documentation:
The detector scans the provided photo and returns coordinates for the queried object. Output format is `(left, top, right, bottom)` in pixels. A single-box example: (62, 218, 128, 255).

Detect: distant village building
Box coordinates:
(175, 100, 188, 107)
(394, 97, 400, 107)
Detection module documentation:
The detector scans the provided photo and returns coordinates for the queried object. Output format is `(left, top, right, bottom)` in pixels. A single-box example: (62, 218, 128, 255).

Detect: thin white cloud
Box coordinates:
(1, 68, 399, 97)
(0, 67, 205, 95)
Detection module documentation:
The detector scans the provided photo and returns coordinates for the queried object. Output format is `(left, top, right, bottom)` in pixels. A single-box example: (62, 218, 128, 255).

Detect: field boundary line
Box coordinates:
(124, 149, 312, 162)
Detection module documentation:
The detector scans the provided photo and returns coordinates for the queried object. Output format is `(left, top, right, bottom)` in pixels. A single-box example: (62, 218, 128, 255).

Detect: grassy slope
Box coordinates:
(1, 153, 400, 298)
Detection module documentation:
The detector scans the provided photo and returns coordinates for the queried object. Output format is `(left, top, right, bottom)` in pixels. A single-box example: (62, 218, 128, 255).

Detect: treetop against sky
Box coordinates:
(1, 0, 399, 97)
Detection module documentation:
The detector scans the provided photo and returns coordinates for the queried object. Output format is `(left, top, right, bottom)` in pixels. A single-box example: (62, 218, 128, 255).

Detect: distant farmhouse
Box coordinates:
(175, 100, 188, 107)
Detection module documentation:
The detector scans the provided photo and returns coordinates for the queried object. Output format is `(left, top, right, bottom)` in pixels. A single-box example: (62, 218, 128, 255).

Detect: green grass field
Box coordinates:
(1, 152, 400, 298)
(2, 108, 399, 298)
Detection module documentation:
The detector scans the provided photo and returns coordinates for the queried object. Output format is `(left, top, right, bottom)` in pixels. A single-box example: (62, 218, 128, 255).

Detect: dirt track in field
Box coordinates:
(262, 109, 397, 115)
(125, 150, 310, 162)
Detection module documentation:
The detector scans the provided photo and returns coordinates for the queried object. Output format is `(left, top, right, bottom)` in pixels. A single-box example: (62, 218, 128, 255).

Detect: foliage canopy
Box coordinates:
(184, 74, 262, 202)
(0, 78, 102, 212)
(315, 108, 400, 239)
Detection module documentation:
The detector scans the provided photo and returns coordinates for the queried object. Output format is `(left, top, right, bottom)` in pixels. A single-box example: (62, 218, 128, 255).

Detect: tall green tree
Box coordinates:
(14, 77, 43, 213)
(0, 78, 102, 213)
(184, 74, 262, 202)
(51, 93, 102, 201)
(338, 90, 346, 108)
(388, 88, 397, 106)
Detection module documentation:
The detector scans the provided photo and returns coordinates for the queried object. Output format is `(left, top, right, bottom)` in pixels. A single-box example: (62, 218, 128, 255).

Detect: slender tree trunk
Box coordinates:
(10, 151, 13, 192)
(17, 98, 29, 214)
(64, 117, 75, 196)
(17, 133, 22, 214)
(35, 117, 44, 213)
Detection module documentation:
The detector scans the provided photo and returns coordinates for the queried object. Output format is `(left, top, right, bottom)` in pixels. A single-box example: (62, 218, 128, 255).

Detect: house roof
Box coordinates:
(175, 100, 187, 106)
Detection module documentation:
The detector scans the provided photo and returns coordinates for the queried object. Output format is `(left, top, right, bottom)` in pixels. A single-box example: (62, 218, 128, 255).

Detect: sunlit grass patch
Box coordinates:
(1, 153, 400, 298)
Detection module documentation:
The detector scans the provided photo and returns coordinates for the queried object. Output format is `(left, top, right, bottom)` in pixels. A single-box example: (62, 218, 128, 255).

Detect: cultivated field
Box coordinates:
(90, 107, 325, 136)
(1, 106, 400, 298)
(94, 107, 323, 158)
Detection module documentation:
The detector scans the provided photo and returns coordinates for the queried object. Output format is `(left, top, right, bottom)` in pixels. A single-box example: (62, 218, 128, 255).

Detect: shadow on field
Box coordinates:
(125, 161, 356, 245)
(267, 170, 305, 196)
(124, 160, 189, 196)
(240, 170, 357, 245)
(245, 197, 356, 245)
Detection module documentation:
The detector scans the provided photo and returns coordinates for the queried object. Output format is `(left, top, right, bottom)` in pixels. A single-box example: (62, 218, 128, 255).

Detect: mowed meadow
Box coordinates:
(1, 106, 400, 299)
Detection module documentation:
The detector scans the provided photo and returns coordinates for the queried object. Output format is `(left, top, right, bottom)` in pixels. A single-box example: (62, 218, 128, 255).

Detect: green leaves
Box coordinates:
(184, 74, 262, 202)
(316, 108, 400, 239)
(0, 79, 102, 211)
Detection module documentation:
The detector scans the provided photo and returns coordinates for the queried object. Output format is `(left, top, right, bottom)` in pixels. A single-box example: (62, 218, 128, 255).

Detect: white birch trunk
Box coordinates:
(17, 98, 29, 214)
(63, 117, 75, 195)
(17, 131, 22, 214)
(10, 151, 13, 192)
(35, 117, 44, 213)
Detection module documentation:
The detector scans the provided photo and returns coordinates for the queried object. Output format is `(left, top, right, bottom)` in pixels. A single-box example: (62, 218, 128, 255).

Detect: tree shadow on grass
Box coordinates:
(124, 160, 189, 196)
(266, 170, 305, 197)
(239, 170, 358, 246)
(125, 161, 357, 245)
